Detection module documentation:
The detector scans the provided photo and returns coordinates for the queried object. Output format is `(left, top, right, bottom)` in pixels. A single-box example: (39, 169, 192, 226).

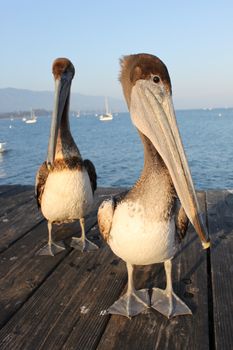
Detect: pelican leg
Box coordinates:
(151, 259, 192, 318)
(70, 218, 98, 252)
(37, 222, 65, 256)
(107, 262, 149, 318)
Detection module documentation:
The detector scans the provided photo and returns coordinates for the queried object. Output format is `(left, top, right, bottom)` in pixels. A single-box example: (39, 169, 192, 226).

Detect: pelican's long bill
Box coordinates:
(130, 78, 210, 248)
(47, 60, 74, 166)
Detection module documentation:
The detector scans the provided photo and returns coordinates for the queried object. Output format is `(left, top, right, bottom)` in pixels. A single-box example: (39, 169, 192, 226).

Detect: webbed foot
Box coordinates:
(70, 237, 99, 252)
(108, 289, 149, 318)
(37, 241, 65, 256)
(151, 288, 192, 318)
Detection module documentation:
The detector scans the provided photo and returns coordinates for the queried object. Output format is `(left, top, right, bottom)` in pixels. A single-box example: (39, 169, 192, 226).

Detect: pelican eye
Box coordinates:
(153, 76, 160, 84)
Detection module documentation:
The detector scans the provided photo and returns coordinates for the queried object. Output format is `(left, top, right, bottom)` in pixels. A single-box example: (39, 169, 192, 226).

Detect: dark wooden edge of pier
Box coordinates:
(0, 185, 232, 349)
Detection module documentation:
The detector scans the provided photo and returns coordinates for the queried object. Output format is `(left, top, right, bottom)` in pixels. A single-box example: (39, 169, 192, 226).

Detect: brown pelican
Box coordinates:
(98, 53, 210, 318)
(35, 58, 98, 256)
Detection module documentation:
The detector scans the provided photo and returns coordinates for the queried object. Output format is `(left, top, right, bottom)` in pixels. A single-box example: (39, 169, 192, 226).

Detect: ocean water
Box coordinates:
(1, 108, 233, 189)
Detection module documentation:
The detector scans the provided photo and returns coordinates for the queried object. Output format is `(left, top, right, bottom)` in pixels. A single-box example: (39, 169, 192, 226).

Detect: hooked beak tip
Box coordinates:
(202, 240, 211, 250)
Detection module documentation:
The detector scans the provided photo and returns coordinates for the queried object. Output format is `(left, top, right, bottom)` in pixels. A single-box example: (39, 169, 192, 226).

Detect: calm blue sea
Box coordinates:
(1, 108, 233, 189)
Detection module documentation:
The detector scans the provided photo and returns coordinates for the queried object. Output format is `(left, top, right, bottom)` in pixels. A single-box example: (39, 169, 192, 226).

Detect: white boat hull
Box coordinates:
(0, 142, 6, 153)
(99, 113, 113, 121)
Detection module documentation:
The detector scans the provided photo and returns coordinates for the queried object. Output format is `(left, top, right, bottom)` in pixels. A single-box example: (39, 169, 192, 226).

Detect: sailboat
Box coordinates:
(0, 142, 6, 153)
(25, 109, 37, 124)
(99, 97, 113, 121)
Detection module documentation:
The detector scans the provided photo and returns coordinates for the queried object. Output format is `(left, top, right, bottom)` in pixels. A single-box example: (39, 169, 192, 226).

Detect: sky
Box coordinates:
(1, 0, 233, 109)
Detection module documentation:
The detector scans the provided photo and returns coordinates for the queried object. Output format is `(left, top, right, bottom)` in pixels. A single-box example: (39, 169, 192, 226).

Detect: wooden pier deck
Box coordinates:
(0, 185, 232, 350)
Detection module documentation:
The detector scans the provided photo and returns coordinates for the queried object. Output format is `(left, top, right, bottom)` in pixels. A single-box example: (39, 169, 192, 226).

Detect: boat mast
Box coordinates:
(105, 97, 109, 114)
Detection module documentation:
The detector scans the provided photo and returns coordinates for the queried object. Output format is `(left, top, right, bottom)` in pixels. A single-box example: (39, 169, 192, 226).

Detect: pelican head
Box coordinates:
(120, 53, 210, 248)
(47, 58, 75, 167)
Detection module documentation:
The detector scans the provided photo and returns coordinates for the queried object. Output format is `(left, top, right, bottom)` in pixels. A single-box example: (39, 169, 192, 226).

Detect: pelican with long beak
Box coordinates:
(35, 58, 98, 256)
(98, 53, 210, 318)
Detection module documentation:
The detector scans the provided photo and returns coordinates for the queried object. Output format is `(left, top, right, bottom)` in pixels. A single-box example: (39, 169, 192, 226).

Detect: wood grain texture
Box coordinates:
(206, 190, 233, 350)
(0, 219, 69, 329)
(0, 228, 126, 350)
(0, 197, 43, 253)
(0, 210, 104, 328)
(0, 185, 31, 196)
(2, 186, 231, 350)
(0, 186, 124, 339)
(0, 186, 34, 217)
(0, 185, 15, 195)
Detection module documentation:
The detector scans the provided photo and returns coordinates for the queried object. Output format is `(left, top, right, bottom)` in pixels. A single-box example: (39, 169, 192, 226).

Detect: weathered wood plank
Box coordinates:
(0, 185, 21, 195)
(97, 192, 209, 350)
(0, 186, 34, 217)
(0, 185, 33, 197)
(0, 187, 211, 350)
(206, 190, 233, 350)
(0, 197, 43, 253)
(0, 208, 101, 329)
(0, 185, 12, 195)
(0, 227, 127, 350)
(0, 219, 69, 329)
(0, 187, 123, 332)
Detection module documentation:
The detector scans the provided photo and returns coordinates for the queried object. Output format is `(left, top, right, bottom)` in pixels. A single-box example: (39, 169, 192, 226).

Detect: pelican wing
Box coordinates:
(98, 199, 115, 242)
(84, 159, 97, 193)
(175, 204, 189, 242)
(35, 162, 49, 208)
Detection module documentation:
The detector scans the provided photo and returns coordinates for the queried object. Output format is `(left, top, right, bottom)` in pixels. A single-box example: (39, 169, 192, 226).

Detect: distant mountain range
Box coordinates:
(0, 88, 127, 114)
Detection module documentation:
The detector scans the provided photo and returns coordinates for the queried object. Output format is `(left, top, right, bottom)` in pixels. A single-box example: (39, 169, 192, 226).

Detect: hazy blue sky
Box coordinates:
(1, 0, 233, 108)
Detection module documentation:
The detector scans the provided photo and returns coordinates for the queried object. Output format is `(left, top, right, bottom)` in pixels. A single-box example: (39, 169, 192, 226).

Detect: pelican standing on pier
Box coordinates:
(36, 58, 97, 256)
(98, 53, 210, 318)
